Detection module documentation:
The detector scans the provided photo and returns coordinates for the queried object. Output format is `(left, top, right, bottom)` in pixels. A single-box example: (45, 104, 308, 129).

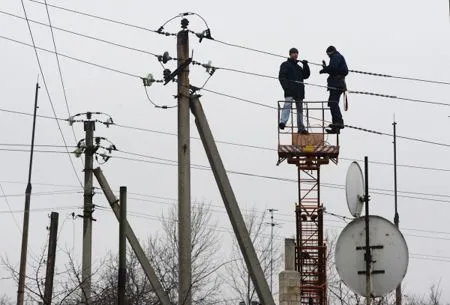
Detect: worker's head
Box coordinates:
(326, 45, 336, 57)
(289, 47, 299, 60)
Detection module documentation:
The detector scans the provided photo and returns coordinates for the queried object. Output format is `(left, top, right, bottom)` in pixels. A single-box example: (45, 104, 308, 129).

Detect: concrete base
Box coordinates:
(279, 270, 301, 305)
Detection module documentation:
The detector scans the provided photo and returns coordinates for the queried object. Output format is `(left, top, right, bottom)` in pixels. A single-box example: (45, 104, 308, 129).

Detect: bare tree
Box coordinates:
(0, 294, 12, 305)
(223, 208, 282, 305)
(90, 202, 223, 305)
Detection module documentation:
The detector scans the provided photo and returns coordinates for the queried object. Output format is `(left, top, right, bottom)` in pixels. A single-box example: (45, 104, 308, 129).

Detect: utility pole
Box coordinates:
(93, 168, 172, 305)
(82, 113, 95, 304)
(267, 208, 278, 293)
(393, 121, 402, 305)
(364, 156, 371, 305)
(118, 187, 127, 305)
(17, 82, 40, 305)
(177, 18, 192, 305)
(44, 212, 59, 305)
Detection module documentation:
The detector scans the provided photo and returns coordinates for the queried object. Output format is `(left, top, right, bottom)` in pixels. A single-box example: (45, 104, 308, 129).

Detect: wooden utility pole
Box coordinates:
(118, 187, 127, 305)
(44, 212, 59, 305)
(17, 82, 40, 305)
(82, 114, 95, 304)
(177, 18, 192, 305)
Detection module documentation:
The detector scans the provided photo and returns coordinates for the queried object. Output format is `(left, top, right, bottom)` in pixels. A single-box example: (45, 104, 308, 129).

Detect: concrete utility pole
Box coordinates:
(177, 19, 192, 305)
(393, 121, 402, 305)
(190, 96, 275, 305)
(118, 187, 127, 305)
(17, 82, 40, 305)
(82, 114, 95, 304)
(44, 212, 59, 305)
(93, 168, 172, 305)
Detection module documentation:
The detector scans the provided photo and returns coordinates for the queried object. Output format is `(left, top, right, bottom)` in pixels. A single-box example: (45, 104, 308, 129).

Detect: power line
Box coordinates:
(0, 183, 21, 232)
(14, 6, 448, 109)
(1, 103, 448, 173)
(20, 3, 450, 88)
(203, 38, 450, 87)
(93, 205, 450, 261)
(0, 205, 81, 214)
(0, 35, 142, 79)
(198, 86, 450, 148)
(1, 105, 449, 172)
(108, 150, 450, 204)
(198, 63, 450, 108)
(0, 10, 162, 59)
(18, 1, 83, 187)
(3, 31, 450, 133)
(29, 0, 176, 36)
(42, 2, 79, 154)
(1, 175, 449, 238)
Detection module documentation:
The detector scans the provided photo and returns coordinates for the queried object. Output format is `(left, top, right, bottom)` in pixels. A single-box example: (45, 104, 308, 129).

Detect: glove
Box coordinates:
(301, 60, 308, 64)
(319, 69, 326, 74)
(322, 60, 326, 68)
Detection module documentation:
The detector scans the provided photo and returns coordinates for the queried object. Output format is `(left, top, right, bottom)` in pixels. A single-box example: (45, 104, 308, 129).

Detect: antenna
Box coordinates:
(266, 208, 279, 293)
(345, 161, 364, 217)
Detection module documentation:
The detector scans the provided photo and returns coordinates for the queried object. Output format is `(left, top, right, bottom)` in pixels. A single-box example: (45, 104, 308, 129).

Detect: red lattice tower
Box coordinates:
(277, 101, 340, 305)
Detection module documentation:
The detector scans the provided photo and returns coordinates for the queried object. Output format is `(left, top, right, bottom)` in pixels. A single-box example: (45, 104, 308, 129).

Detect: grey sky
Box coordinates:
(0, 0, 449, 302)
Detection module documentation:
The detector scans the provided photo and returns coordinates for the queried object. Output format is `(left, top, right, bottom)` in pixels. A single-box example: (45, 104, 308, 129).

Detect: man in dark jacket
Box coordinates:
(278, 47, 310, 134)
(319, 45, 348, 134)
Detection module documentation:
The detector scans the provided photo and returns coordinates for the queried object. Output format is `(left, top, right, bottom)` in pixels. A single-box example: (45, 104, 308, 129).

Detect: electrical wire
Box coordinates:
(108, 150, 450, 204)
(204, 39, 450, 86)
(144, 86, 176, 109)
(200, 63, 450, 108)
(26, 0, 450, 86)
(0, 35, 142, 79)
(0, 183, 21, 232)
(0, 143, 76, 148)
(29, 0, 176, 36)
(3, 29, 449, 118)
(197, 86, 450, 148)
(93, 205, 450, 260)
(0, 205, 80, 214)
(42, 1, 79, 155)
(0, 10, 162, 59)
(2, 105, 450, 172)
(19, 0, 83, 188)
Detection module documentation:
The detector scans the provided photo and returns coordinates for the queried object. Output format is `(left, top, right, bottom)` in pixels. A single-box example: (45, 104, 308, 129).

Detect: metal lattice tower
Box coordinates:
(277, 101, 340, 305)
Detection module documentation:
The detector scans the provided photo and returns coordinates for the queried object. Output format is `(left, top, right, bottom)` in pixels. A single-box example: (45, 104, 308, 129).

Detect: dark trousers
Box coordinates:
(328, 89, 344, 124)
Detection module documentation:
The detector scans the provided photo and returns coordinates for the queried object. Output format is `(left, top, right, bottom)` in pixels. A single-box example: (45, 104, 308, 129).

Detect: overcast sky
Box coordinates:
(0, 0, 449, 302)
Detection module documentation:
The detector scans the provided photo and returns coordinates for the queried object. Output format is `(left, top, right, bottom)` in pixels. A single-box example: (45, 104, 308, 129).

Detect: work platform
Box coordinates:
(277, 100, 341, 305)
(277, 101, 340, 170)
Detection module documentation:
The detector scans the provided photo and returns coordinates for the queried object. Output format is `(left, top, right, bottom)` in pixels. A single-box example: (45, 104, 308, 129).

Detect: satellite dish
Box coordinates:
(335, 216, 409, 297)
(345, 161, 364, 217)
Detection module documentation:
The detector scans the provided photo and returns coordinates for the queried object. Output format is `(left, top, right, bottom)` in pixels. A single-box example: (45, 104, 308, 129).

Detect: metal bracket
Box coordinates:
(164, 58, 192, 85)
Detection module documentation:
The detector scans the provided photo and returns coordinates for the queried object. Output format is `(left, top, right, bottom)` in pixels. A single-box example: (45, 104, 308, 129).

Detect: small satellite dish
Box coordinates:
(345, 161, 364, 217)
(335, 216, 409, 297)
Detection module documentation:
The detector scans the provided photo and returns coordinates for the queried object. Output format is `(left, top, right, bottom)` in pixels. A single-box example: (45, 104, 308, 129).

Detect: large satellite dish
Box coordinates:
(345, 161, 364, 217)
(335, 216, 409, 297)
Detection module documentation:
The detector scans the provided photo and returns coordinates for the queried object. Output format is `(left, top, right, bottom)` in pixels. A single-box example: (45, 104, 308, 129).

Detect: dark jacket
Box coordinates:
(278, 59, 310, 100)
(321, 51, 348, 90)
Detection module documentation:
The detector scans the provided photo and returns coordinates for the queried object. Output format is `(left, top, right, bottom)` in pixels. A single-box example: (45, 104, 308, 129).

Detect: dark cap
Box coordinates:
(289, 47, 299, 54)
(326, 45, 336, 53)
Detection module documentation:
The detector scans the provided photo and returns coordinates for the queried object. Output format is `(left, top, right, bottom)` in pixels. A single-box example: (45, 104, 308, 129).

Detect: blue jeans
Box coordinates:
(280, 97, 305, 131)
